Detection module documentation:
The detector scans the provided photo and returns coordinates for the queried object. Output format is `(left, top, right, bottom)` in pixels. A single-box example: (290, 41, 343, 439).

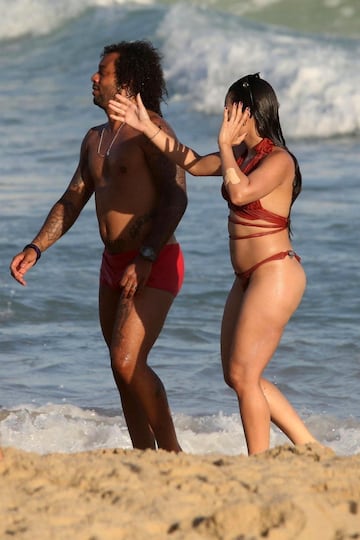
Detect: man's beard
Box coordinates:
(93, 95, 105, 109)
(93, 89, 118, 110)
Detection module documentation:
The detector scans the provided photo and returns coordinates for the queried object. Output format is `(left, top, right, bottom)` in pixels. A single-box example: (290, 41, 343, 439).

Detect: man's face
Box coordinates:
(91, 52, 119, 110)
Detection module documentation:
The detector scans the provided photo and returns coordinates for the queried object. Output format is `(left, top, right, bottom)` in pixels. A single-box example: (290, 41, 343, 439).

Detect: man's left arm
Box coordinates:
(119, 123, 187, 298)
(142, 145, 187, 256)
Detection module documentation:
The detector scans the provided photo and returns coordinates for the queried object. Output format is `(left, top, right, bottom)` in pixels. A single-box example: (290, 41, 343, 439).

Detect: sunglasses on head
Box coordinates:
(242, 72, 260, 111)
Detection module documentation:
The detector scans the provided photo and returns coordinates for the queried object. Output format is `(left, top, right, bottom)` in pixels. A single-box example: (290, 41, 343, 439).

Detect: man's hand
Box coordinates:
(9, 248, 38, 286)
(119, 256, 153, 299)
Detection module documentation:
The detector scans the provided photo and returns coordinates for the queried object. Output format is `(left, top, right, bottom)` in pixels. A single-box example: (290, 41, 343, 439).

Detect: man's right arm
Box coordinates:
(10, 136, 94, 286)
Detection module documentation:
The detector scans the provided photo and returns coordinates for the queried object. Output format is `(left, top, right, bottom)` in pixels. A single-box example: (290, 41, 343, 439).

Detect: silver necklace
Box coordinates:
(97, 124, 124, 157)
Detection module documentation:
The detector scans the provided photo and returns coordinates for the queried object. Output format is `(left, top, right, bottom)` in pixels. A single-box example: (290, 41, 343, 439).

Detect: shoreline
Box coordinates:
(1, 443, 360, 539)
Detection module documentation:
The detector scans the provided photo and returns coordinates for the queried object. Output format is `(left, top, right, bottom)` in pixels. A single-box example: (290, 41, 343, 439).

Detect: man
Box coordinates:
(10, 41, 187, 452)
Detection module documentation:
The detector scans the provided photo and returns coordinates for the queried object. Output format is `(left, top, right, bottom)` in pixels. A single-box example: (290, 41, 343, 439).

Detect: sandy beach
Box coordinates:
(1, 443, 360, 539)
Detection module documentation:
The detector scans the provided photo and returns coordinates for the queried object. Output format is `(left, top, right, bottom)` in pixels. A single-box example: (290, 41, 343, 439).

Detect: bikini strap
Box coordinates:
(237, 138, 274, 174)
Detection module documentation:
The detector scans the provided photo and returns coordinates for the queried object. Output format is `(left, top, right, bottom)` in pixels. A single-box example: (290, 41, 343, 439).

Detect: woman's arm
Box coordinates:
(109, 93, 222, 176)
(218, 104, 250, 201)
(218, 104, 292, 206)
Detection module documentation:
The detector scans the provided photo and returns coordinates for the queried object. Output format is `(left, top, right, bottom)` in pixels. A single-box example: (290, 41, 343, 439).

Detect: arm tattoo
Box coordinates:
(33, 195, 84, 248)
(129, 212, 154, 240)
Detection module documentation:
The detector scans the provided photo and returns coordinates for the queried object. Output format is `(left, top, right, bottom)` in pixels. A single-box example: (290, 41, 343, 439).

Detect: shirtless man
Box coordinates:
(9, 41, 187, 452)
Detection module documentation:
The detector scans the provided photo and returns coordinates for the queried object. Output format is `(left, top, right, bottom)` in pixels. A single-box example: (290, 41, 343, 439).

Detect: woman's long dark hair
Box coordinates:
(226, 74, 302, 207)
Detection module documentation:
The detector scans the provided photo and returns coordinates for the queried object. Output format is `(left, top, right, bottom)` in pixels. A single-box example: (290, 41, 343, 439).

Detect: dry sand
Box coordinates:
(1, 443, 360, 539)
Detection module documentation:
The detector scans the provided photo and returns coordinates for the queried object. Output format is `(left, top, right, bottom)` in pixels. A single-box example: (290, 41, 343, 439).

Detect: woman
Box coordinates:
(109, 73, 317, 455)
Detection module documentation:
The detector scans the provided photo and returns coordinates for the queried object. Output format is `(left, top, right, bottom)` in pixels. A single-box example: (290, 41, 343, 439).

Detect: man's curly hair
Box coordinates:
(102, 40, 167, 116)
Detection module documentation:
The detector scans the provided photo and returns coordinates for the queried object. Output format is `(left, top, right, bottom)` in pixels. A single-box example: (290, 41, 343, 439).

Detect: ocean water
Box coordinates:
(1, 0, 359, 457)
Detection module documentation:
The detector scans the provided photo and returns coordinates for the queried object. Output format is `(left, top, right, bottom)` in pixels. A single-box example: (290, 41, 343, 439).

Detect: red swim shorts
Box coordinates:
(100, 243, 185, 297)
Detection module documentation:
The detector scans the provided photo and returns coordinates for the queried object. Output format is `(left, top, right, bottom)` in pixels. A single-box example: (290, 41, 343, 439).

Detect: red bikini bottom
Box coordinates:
(236, 250, 301, 290)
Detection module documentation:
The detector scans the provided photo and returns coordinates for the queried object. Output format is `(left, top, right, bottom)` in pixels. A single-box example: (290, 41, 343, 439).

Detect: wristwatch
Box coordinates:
(139, 246, 157, 262)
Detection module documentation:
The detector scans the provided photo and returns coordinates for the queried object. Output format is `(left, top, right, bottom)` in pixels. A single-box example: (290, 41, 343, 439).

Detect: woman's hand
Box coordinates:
(218, 103, 250, 148)
(109, 93, 151, 133)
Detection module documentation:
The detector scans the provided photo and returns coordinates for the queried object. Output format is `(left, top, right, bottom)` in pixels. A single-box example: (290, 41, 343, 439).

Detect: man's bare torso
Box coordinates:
(85, 121, 169, 254)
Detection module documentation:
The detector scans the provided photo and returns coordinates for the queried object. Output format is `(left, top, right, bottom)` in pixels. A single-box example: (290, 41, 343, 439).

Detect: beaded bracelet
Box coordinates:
(24, 243, 41, 263)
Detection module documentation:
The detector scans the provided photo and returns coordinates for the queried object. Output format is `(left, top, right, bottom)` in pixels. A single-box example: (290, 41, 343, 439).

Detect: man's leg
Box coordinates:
(99, 283, 180, 451)
(99, 283, 155, 449)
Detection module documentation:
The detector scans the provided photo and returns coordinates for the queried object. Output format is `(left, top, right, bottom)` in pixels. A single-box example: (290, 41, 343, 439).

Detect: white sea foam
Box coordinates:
(158, 4, 360, 138)
(0, 0, 149, 39)
(2, 0, 359, 40)
(1, 0, 358, 138)
(1, 403, 359, 456)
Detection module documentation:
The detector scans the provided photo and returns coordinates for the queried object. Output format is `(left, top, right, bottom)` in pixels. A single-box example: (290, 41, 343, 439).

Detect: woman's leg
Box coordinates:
(99, 283, 180, 452)
(221, 258, 310, 454)
(222, 276, 273, 453)
(261, 379, 317, 445)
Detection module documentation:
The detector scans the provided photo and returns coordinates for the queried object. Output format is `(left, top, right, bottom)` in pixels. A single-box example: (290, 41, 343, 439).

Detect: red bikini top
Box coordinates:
(221, 138, 289, 239)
